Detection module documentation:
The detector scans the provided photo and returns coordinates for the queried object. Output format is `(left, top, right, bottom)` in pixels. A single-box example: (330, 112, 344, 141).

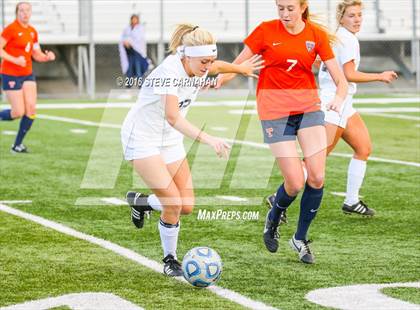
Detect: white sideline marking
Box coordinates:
(0, 203, 277, 310)
(70, 128, 88, 134)
(216, 195, 249, 202)
(75, 197, 261, 207)
(306, 282, 420, 310)
(229, 107, 420, 115)
(37, 114, 121, 128)
(227, 139, 420, 168)
(100, 198, 128, 205)
(0, 293, 143, 310)
(2, 130, 17, 136)
(330, 192, 363, 198)
(36, 114, 420, 168)
(364, 113, 420, 121)
(0, 200, 32, 204)
(1, 97, 418, 111)
(210, 126, 228, 132)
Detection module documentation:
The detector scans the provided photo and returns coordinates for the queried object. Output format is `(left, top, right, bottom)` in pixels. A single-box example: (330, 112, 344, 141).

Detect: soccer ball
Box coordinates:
(182, 247, 222, 288)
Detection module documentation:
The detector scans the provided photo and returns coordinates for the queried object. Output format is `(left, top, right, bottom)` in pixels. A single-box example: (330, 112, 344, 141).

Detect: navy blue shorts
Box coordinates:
(1, 74, 36, 91)
(261, 111, 325, 144)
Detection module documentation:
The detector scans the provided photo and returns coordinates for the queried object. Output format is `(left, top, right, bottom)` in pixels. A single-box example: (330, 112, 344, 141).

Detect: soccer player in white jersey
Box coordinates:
(121, 24, 264, 276)
(318, 0, 397, 215)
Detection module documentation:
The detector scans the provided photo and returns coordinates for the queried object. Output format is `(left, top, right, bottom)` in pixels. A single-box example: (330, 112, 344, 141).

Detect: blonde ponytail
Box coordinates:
(168, 23, 217, 55)
(301, 2, 337, 44)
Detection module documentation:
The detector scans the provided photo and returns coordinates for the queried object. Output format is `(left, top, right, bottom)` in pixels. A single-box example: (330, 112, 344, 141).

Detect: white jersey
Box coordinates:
(121, 54, 205, 147)
(319, 26, 360, 95)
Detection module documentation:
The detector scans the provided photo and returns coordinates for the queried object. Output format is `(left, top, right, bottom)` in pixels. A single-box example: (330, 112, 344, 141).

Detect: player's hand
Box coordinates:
(214, 74, 226, 89)
(15, 56, 26, 67)
(207, 135, 231, 159)
(379, 71, 398, 83)
(45, 50, 56, 61)
(326, 97, 343, 114)
(240, 54, 265, 78)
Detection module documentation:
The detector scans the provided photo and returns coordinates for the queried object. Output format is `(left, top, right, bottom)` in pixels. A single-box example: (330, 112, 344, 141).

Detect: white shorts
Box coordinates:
(122, 142, 186, 164)
(320, 92, 357, 128)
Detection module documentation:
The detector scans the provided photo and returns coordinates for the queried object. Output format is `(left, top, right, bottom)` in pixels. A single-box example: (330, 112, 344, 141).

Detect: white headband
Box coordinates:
(177, 45, 217, 57)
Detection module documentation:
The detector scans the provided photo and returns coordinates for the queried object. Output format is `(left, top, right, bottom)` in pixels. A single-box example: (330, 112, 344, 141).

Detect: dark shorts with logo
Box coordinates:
(1, 74, 36, 91)
(261, 111, 325, 144)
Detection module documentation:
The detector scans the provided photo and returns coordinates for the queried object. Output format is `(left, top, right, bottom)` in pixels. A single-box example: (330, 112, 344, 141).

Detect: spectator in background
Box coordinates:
(119, 14, 148, 82)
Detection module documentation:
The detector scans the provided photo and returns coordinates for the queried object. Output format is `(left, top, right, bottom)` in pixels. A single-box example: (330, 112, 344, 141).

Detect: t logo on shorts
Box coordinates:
(265, 127, 274, 138)
(8, 81, 16, 89)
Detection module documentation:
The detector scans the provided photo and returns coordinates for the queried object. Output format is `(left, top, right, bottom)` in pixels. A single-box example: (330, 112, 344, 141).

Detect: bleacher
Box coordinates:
(0, 0, 418, 95)
(1, 0, 418, 44)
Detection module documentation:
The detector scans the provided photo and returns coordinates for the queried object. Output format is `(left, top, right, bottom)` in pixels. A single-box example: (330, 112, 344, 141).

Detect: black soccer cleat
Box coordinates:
(10, 144, 28, 154)
(342, 200, 375, 216)
(265, 193, 288, 224)
(126, 191, 153, 229)
(263, 210, 280, 253)
(163, 254, 183, 277)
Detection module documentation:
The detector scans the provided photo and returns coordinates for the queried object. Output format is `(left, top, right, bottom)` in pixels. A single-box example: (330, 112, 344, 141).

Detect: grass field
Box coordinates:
(0, 96, 419, 309)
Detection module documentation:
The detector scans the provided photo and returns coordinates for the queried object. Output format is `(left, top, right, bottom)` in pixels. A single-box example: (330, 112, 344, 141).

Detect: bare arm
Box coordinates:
(164, 95, 230, 158)
(32, 46, 55, 62)
(343, 60, 398, 83)
(215, 45, 256, 88)
(323, 58, 349, 112)
(0, 36, 26, 67)
(208, 54, 264, 77)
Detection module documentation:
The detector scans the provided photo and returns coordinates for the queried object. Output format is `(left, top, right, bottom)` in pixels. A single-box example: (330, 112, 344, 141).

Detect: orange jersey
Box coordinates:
(1, 20, 39, 76)
(244, 20, 335, 120)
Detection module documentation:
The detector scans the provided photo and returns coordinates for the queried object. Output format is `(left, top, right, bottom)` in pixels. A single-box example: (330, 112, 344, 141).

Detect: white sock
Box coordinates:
(158, 219, 180, 259)
(345, 158, 367, 205)
(147, 194, 163, 212)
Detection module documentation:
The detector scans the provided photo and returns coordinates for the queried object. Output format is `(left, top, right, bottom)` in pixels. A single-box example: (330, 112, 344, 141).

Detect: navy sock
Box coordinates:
(14, 115, 34, 146)
(0, 109, 13, 121)
(295, 183, 324, 240)
(269, 183, 297, 224)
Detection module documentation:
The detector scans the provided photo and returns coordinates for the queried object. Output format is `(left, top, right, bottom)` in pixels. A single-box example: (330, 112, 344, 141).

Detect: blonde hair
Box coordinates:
(299, 0, 337, 44)
(336, 0, 363, 25)
(168, 24, 216, 55)
(15, 1, 31, 15)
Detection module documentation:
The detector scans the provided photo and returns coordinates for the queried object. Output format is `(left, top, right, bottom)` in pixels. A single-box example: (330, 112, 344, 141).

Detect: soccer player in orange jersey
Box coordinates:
(217, 0, 348, 264)
(0, 2, 55, 153)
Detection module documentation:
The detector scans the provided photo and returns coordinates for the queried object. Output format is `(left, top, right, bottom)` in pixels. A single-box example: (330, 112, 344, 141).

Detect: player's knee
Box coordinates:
(307, 174, 325, 189)
(182, 195, 195, 214)
(11, 109, 24, 119)
(355, 145, 372, 160)
(286, 180, 305, 196)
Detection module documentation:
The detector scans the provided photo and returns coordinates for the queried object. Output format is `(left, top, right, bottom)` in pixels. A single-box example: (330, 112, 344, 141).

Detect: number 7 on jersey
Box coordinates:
(286, 59, 298, 72)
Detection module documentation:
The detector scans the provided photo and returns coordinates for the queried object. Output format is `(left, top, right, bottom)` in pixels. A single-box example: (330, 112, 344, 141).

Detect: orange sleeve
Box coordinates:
(244, 23, 265, 55)
(1, 24, 14, 42)
(316, 28, 335, 62)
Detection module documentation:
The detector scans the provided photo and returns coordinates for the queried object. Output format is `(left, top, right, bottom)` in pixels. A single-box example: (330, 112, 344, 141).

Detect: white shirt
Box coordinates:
(319, 26, 360, 95)
(121, 54, 205, 147)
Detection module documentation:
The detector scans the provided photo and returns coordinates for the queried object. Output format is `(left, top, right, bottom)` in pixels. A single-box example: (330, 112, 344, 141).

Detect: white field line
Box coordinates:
(226, 139, 420, 168)
(75, 197, 261, 207)
(330, 192, 364, 198)
(70, 129, 88, 134)
(229, 107, 420, 115)
(1, 97, 419, 110)
(0, 200, 32, 204)
(363, 113, 420, 121)
(0, 203, 277, 310)
(100, 198, 128, 205)
(216, 196, 249, 202)
(36, 114, 420, 168)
